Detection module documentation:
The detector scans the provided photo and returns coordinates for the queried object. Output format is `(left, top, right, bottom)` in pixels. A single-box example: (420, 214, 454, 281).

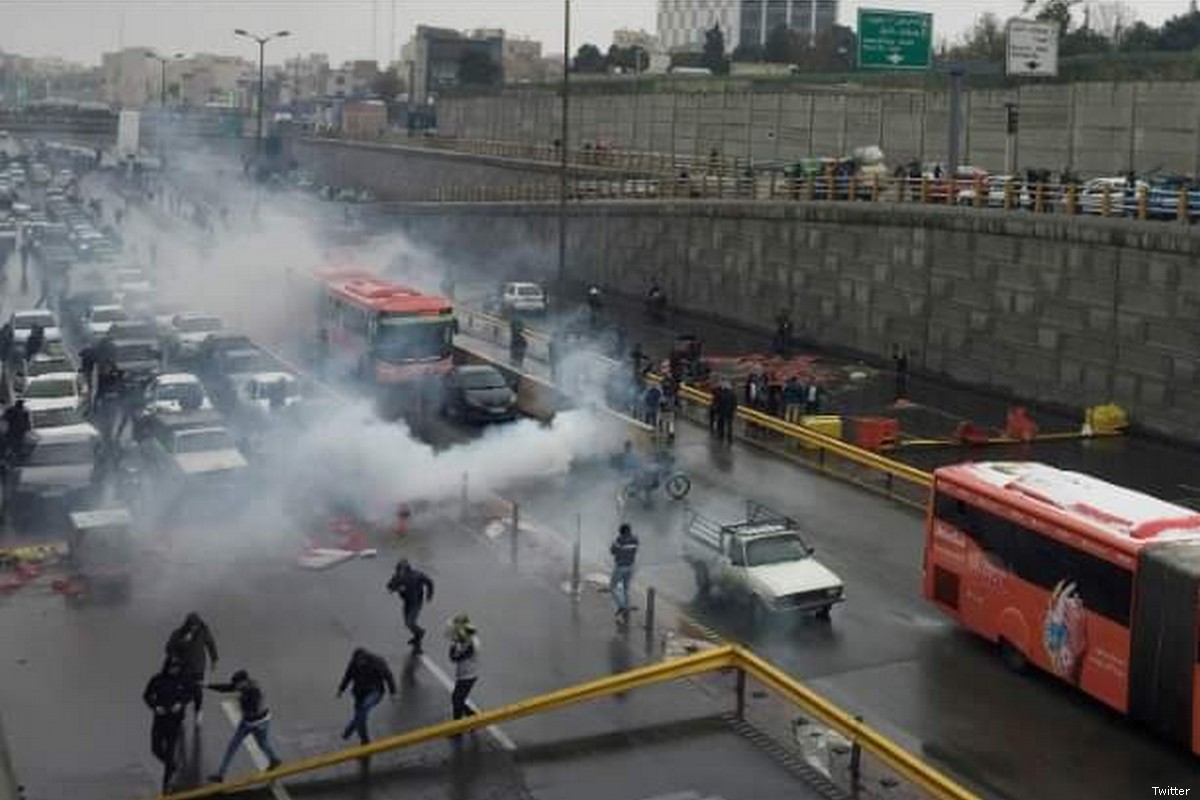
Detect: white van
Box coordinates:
(499, 282, 547, 315)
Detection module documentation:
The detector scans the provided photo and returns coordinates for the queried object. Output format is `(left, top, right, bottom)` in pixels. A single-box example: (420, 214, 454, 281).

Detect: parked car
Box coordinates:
(10, 309, 61, 349)
(163, 313, 223, 362)
(440, 365, 518, 423)
(21, 372, 84, 418)
(498, 282, 548, 315)
(683, 502, 844, 621)
(141, 373, 213, 416)
(82, 304, 127, 340)
(13, 351, 75, 395)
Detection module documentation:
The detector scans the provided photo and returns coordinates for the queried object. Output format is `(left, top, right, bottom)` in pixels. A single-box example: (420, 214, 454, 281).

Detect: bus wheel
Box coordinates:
(999, 639, 1029, 673)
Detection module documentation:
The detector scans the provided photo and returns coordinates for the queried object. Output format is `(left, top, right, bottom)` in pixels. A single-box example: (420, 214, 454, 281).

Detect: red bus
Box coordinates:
(317, 270, 455, 385)
(924, 461, 1200, 755)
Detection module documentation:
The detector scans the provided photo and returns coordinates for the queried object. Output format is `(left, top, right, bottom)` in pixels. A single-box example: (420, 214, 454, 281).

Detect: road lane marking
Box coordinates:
(219, 699, 291, 800)
(417, 654, 518, 751)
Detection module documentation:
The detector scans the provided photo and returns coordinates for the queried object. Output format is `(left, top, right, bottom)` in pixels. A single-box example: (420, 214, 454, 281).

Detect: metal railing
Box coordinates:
(158, 644, 978, 800)
(313, 132, 743, 177)
(392, 174, 1200, 223)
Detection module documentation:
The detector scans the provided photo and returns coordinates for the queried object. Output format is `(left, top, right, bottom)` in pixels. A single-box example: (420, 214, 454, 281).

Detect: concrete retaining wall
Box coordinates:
(383, 200, 1200, 441)
(437, 82, 1200, 176)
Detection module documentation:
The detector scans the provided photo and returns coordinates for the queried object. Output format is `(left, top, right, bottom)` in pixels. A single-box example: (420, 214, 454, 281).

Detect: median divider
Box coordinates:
(454, 304, 932, 506)
(158, 644, 979, 800)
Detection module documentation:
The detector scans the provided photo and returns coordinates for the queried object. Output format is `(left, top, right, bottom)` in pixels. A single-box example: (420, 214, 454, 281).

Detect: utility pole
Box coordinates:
(234, 28, 291, 154)
(557, 0, 571, 286)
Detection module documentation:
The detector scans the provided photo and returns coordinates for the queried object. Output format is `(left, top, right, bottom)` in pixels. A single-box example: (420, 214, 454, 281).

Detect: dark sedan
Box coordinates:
(441, 365, 518, 423)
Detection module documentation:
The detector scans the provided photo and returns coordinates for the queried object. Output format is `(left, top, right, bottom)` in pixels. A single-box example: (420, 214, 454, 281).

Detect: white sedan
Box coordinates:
(22, 371, 83, 416)
(143, 373, 213, 415)
(10, 309, 62, 348)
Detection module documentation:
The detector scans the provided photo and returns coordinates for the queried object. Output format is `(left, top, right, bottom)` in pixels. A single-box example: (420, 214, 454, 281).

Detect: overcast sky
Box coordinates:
(0, 0, 1189, 66)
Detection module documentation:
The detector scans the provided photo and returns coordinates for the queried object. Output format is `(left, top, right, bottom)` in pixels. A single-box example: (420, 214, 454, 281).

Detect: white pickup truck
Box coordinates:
(683, 502, 844, 621)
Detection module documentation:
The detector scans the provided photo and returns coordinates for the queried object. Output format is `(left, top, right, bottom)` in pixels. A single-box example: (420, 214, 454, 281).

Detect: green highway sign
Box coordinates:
(857, 9, 933, 71)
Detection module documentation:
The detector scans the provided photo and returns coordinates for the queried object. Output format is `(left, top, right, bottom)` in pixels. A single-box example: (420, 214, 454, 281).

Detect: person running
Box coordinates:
(337, 647, 396, 745)
(609, 524, 639, 625)
(447, 614, 480, 720)
(386, 558, 435, 654)
(206, 670, 282, 783)
(165, 612, 219, 725)
(509, 319, 527, 370)
(143, 658, 192, 793)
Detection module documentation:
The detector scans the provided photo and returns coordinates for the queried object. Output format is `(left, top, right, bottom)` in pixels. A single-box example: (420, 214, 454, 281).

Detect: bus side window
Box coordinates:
(729, 541, 746, 567)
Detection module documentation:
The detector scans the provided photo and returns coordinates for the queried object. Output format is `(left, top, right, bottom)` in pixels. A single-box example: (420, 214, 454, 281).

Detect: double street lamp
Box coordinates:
(234, 28, 290, 153)
(146, 51, 184, 108)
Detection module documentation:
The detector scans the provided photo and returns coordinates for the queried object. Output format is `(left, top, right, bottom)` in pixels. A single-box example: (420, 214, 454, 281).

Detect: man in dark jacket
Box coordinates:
(2, 400, 31, 463)
(207, 670, 282, 783)
(386, 558, 435, 653)
(609, 524, 639, 625)
(143, 658, 191, 792)
(25, 323, 44, 361)
(337, 647, 396, 744)
(165, 612, 219, 724)
(715, 382, 738, 444)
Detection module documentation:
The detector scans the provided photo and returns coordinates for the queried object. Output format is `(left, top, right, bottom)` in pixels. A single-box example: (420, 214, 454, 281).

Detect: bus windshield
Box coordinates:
(375, 318, 454, 362)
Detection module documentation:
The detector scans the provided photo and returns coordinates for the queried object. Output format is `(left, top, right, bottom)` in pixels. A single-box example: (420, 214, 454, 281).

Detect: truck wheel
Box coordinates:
(815, 604, 833, 622)
(999, 639, 1029, 673)
(692, 565, 711, 600)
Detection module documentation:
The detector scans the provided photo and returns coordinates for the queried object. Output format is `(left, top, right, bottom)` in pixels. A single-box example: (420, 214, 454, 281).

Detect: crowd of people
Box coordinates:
(142, 559, 483, 793)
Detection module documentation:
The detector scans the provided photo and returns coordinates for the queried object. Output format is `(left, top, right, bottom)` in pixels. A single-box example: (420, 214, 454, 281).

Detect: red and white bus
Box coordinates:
(316, 268, 455, 386)
(924, 461, 1200, 755)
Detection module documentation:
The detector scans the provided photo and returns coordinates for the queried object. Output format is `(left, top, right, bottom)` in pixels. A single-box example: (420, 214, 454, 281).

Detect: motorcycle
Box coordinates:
(619, 454, 691, 507)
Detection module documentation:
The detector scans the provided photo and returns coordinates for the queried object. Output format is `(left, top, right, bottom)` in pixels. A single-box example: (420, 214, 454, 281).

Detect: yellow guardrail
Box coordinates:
(677, 383, 932, 489)
(158, 644, 978, 800)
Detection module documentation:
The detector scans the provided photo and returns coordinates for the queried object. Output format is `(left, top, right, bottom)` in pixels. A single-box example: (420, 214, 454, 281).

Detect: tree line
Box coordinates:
(948, 1, 1200, 61)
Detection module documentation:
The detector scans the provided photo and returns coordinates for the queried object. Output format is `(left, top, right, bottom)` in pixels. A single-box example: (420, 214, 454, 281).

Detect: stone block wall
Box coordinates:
(385, 200, 1200, 441)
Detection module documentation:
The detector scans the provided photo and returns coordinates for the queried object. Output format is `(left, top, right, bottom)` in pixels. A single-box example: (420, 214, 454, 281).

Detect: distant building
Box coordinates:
(101, 48, 159, 108)
(611, 28, 671, 74)
(0, 51, 102, 105)
(501, 36, 546, 83)
(176, 53, 255, 109)
(656, 0, 838, 54)
(404, 26, 504, 105)
(342, 99, 387, 138)
(281, 53, 331, 105)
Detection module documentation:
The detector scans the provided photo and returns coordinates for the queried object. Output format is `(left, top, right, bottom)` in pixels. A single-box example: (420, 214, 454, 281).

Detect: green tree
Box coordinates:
(947, 11, 1006, 61)
(1061, 26, 1113, 56)
(458, 51, 502, 86)
(763, 24, 799, 63)
(1118, 20, 1160, 52)
(371, 68, 404, 102)
(702, 24, 730, 75)
(572, 43, 608, 73)
(1156, 10, 1200, 51)
(731, 42, 764, 62)
(607, 45, 649, 73)
(1023, 0, 1083, 30)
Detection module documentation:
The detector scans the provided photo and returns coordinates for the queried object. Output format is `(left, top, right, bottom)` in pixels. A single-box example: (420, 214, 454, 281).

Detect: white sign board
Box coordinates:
(1006, 19, 1060, 77)
(116, 109, 140, 157)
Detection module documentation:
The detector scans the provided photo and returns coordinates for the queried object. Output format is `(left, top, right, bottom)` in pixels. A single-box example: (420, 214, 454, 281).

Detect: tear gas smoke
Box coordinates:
(112, 146, 626, 568)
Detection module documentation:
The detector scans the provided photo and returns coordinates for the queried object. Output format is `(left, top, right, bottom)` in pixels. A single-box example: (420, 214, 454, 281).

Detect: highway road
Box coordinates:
(12, 150, 1193, 800)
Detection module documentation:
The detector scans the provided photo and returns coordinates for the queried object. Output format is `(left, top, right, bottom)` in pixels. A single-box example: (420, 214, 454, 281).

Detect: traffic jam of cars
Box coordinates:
(0, 151, 319, 547)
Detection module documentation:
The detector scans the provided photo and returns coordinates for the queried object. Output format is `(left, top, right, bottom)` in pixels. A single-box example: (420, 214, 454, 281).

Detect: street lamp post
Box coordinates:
(146, 51, 184, 108)
(557, 0, 570, 285)
(234, 28, 290, 153)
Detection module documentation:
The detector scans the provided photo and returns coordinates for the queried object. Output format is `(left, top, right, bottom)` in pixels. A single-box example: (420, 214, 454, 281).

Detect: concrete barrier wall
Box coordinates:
(387, 200, 1200, 441)
(438, 82, 1200, 176)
